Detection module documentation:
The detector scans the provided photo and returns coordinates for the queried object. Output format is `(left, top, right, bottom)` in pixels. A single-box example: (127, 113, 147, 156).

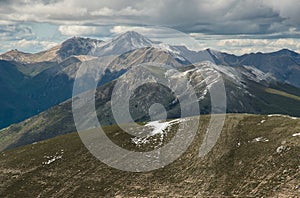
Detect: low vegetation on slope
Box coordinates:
(265, 88, 300, 101)
(1, 114, 300, 197)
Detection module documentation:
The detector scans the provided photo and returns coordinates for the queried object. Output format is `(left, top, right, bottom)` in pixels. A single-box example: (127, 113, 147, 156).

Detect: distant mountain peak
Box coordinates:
(93, 31, 153, 56)
(4, 49, 29, 55)
(117, 31, 141, 37)
(115, 31, 149, 39)
(9, 49, 22, 53)
(274, 48, 298, 56)
(62, 36, 102, 44)
(57, 37, 103, 60)
(0, 49, 33, 62)
(278, 48, 294, 52)
(112, 31, 153, 46)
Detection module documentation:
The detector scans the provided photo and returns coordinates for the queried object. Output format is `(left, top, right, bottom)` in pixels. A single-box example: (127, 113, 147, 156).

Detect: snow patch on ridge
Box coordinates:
(292, 133, 300, 137)
(268, 114, 298, 120)
(42, 150, 64, 165)
(252, 137, 269, 143)
(146, 119, 180, 136)
(242, 66, 275, 83)
(131, 119, 180, 146)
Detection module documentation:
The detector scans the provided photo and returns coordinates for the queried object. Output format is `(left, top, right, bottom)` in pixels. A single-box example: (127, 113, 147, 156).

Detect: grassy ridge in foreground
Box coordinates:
(1, 114, 300, 197)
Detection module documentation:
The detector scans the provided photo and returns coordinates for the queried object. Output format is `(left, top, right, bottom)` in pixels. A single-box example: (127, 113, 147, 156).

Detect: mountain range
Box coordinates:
(1, 31, 300, 151)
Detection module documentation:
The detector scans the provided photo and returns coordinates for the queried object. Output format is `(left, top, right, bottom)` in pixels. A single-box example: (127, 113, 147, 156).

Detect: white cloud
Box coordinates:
(14, 39, 39, 48)
(39, 41, 59, 49)
(216, 38, 300, 54)
(217, 39, 269, 47)
(91, 6, 147, 16)
(58, 25, 97, 36)
(9, 1, 88, 21)
(217, 38, 300, 48)
(90, 7, 115, 16)
(118, 6, 147, 16)
(8, 39, 58, 52)
(110, 26, 154, 34)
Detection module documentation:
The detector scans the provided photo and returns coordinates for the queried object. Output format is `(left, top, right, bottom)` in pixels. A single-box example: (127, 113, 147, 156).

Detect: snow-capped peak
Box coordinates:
(113, 31, 153, 47)
(93, 31, 153, 56)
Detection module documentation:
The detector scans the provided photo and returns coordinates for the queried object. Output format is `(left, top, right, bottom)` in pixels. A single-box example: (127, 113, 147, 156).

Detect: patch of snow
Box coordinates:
(154, 43, 188, 62)
(292, 133, 300, 137)
(198, 88, 208, 100)
(241, 66, 274, 83)
(268, 114, 298, 119)
(183, 68, 197, 75)
(154, 43, 180, 54)
(252, 137, 269, 143)
(192, 63, 223, 88)
(258, 120, 266, 125)
(146, 121, 168, 136)
(131, 119, 181, 146)
(207, 62, 243, 84)
(131, 137, 150, 145)
(42, 150, 64, 165)
(42, 155, 62, 165)
(145, 119, 180, 136)
(268, 114, 282, 117)
(276, 145, 286, 153)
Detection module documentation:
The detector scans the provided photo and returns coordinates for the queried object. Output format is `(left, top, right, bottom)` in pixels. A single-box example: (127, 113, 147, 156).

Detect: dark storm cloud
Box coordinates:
(155, 0, 290, 37)
(0, 0, 299, 37)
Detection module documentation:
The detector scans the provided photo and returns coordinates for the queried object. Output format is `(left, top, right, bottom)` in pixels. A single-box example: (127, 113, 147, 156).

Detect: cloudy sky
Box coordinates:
(1, 0, 300, 54)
